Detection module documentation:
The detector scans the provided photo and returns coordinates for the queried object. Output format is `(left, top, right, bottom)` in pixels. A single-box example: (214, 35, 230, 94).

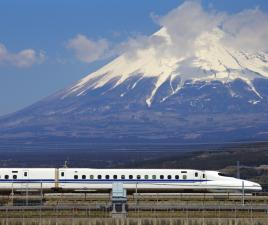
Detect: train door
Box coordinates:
(21, 170, 29, 190)
(59, 169, 65, 188)
(194, 171, 202, 186)
(194, 171, 206, 187)
(201, 171, 207, 187)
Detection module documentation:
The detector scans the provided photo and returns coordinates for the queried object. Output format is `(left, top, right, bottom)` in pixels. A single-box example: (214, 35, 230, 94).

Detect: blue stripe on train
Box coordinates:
(60, 179, 209, 183)
(0, 179, 209, 183)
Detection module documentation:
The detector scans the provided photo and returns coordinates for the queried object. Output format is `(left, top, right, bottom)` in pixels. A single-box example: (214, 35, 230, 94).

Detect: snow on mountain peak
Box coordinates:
(66, 27, 268, 107)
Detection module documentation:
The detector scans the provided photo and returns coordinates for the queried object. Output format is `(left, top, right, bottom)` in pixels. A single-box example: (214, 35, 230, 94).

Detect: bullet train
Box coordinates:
(0, 168, 262, 192)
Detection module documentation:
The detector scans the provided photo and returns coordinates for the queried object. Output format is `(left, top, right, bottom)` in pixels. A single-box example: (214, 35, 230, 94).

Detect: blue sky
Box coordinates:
(0, 0, 268, 116)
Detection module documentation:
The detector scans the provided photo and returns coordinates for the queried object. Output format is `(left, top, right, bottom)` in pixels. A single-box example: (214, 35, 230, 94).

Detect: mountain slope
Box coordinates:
(1, 28, 268, 143)
(65, 28, 268, 106)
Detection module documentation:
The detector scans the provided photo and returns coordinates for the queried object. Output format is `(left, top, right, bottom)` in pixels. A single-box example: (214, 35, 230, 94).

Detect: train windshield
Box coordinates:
(218, 172, 227, 177)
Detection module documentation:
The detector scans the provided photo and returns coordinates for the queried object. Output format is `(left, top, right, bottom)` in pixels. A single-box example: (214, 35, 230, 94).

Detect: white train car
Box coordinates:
(0, 168, 262, 192)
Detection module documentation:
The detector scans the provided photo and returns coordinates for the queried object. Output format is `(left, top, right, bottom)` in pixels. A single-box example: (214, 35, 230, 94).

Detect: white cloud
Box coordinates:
(222, 8, 268, 52)
(12, 49, 45, 67)
(67, 1, 268, 64)
(119, 1, 268, 59)
(155, 1, 225, 57)
(115, 34, 166, 59)
(107, 1, 225, 61)
(0, 44, 8, 61)
(66, 34, 109, 63)
(0, 43, 45, 68)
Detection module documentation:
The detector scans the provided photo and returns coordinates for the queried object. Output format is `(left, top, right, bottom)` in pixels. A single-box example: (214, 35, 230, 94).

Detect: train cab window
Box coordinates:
(74, 175, 78, 179)
(61, 172, 64, 177)
(167, 175, 172, 179)
(218, 173, 226, 177)
(129, 175, 133, 179)
(113, 175, 117, 179)
(175, 175, 179, 179)
(90, 175, 94, 179)
(13, 175, 17, 179)
(152, 175, 156, 179)
(160, 175, 164, 179)
(82, 175, 86, 179)
(105, 175, 110, 179)
(4, 175, 9, 180)
(137, 175, 141, 179)
(97, 175, 102, 179)
(121, 175, 125, 179)
(183, 175, 187, 180)
(195, 172, 198, 177)
(24, 172, 28, 177)
(144, 175, 149, 179)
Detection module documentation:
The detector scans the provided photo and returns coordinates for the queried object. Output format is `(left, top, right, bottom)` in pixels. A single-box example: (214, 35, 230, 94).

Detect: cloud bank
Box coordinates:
(0, 43, 45, 68)
(66, 34, 109, 63)
(154, 1, 225, 58)
(133, 1, 268, 59)
(222, 8, 268, 52)
(68, 1, 268, 64)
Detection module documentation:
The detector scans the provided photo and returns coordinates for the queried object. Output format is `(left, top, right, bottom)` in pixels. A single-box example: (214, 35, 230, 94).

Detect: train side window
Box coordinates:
(183, 175, 187, 180)
(13, 175, 17, 179)
(24, 172, 28, 177)
(137, 175, 141, 179)
(129, 175, 133, 179)
(113, 175, 117, 179)
(167, 175, 172, 179)
(74, 175, 78, 179)
(195, 172, 198, 177)
(105, 175, 110, 179)
(90, 175, 94, 179)
(160, 175, 164, 179)
(175, 175, 179, 179)
(121, 175, 125, 179)
(98, 175, 102, 179)
(144, 175, 149, 179)
(82, 175, 86, 179)
(152, 175, 156, 179)
(4, 175, 9, 179)
(61, 172, 64, 177)
(203, 174, 206, 179)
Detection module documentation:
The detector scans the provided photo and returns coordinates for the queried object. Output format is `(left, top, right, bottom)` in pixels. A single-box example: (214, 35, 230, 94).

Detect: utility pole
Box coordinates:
(11, 182, 14, 206)
(242, 181, 245, 206)
(40, 181, 43, 205)
(135, 182, 138, 205)
(26, 183, 29, 206)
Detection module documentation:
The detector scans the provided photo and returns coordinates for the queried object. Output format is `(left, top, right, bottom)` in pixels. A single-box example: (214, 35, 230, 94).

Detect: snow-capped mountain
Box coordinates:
(65, 28, 268, 107)
(1, 28, 268, 143)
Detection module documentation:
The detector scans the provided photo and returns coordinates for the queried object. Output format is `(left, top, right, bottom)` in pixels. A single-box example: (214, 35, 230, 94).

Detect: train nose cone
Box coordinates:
(244, 180, 262, 191)
(251, 182, 262, 191)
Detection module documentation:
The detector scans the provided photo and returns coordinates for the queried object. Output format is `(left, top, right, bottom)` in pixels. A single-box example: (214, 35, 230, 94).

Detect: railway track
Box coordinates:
(0, 203, 267, 212)
(0, 192, 267, 221)
(1, 192, 268, 199)
(1, 192, 268, 206)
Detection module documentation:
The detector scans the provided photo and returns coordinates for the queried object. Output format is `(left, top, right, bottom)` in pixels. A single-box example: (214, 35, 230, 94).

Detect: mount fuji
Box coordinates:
(1, 28, 268, 144)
